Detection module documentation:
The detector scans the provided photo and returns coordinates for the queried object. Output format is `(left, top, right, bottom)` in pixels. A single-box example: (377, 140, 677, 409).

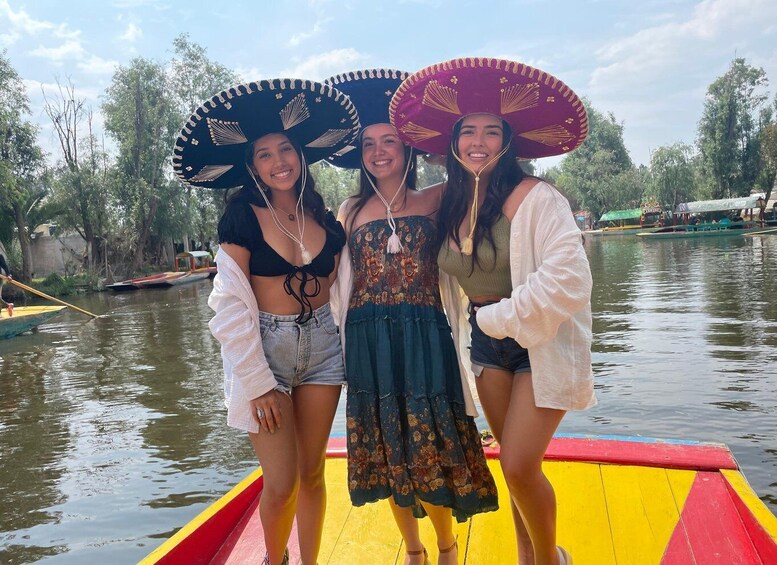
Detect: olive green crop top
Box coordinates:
(437, 214, 513, 297)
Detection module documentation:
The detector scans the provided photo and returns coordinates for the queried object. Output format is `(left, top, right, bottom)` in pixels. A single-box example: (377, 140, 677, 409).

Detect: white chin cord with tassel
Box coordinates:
(363, 153, 413, 255)
(247, 158, 312, 265)
(451, 141, 511, 255)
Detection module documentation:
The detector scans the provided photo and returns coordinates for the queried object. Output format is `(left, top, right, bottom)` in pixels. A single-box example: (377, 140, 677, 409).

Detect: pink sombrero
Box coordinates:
(389, 57, 588, 158)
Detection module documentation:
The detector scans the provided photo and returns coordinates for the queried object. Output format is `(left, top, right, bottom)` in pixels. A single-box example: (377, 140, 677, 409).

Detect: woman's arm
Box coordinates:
(476, 184, 592, 349)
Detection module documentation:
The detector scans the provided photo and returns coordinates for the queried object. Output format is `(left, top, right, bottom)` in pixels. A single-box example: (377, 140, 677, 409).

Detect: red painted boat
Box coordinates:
(139, 435, 777, 564)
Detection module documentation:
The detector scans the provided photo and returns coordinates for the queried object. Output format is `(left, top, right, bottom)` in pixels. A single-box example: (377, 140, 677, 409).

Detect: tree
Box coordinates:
(0, 51, 46, 282)
(555, 99, 637, 221)
(697, 58, 769, 198)
(103, 57, 180, 275)
(169, 34, 240, 252)
(44, 80, 111, 274)
(649, 143, 696, 214)
(311, 161, 358, 210)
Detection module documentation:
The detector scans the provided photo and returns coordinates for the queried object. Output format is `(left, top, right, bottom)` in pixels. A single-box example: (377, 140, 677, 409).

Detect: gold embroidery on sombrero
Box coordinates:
(189, 164, 234, 182)
(518, 125, 575, 147)
(280, 93, 311, 130)
(305, 128, 351, 148)
(500, 83, 540, 114)
(206, 118, 248, 146)
(334, 145, 357, 157)
(422, 80, 461, 115)
(399, 122, 442, 143)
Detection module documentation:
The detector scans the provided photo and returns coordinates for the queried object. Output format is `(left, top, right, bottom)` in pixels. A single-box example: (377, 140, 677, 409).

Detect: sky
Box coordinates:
(2, 0, 777, 170)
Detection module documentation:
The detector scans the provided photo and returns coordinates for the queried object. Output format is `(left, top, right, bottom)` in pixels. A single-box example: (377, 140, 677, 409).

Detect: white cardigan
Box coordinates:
(208, 248, 277, 432)
(330, 208, 479, 417)
(441, 181, 596, 411)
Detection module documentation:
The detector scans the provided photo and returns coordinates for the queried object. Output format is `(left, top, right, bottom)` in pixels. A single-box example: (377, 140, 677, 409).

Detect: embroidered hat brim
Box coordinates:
(389, 58, 588, 159)
(173, 78, 360, 189)
(324, 69, 410, 169)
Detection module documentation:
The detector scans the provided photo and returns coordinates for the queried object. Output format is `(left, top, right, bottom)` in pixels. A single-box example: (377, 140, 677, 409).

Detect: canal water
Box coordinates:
(1, 235, 776, 563)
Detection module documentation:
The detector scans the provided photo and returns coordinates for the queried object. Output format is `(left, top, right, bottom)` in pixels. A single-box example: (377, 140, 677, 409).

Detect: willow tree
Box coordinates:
(103, 57, 180, 275)
(650, 143, 696, 213)
(697, 58, 769, 199)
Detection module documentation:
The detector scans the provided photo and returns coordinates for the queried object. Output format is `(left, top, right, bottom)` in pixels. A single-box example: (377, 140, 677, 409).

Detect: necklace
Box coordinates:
(275, 207, 295, 221)
(248, 167, 312, 265)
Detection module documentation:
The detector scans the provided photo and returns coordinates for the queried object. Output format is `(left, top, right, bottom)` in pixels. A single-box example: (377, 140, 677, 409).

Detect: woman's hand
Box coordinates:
(250, 389, 285, 433)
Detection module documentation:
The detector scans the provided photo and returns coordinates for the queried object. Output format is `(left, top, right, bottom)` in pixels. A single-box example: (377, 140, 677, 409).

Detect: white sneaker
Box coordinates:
(557, 546, 573, 565)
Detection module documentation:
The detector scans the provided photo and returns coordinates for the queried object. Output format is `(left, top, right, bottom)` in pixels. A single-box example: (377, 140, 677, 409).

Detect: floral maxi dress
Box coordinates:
(345, 215, 498, 521)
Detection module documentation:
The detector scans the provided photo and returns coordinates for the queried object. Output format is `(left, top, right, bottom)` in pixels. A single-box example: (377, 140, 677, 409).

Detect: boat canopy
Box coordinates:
(675, 195, 763, 214)
(599, 209, 641, 222)
(176, 250, 211, 259)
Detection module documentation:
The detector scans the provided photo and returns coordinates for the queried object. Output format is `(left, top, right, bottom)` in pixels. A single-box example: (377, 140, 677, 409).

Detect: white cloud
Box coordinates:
(78, 55, 119, 75)
(280, 48, 370, 80)
(591, 0, 777, 90)
(119, 22, 143, 43)
(287, 17, 332, 47)
(0, 0, 81, 42)
(30, 40, 86, 62)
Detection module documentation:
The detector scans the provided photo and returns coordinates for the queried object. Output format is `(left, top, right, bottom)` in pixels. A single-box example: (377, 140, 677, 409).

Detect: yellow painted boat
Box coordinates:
(0, 305, 66, 340)
(140, 435, 777, 564)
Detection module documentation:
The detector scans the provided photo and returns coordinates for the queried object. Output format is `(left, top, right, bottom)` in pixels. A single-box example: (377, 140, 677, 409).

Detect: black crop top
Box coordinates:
(218, 195, 346, 322)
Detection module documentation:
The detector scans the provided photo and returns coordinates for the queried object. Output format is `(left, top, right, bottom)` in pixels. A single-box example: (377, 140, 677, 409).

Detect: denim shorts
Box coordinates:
(259, 303, 345, 393)
(468, 302, 531, 376)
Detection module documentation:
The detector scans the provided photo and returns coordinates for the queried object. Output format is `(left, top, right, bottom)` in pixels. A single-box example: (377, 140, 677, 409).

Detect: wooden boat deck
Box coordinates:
(142, 436, 777, 564)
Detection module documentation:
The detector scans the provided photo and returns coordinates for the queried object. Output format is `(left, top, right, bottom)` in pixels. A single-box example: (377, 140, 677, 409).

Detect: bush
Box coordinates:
(33, 273, 75, 296)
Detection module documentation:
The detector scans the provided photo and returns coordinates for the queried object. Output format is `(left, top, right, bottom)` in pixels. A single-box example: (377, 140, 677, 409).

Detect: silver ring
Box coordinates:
(256, 408, 265, 419)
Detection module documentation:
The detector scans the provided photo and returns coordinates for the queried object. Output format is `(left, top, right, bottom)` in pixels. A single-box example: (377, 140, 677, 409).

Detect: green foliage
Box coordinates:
(311, 162, 359, 210)
(698, 58, 769, 198)
(33, 273, 74, 296)
(555, 100, 637, 220)
(649, 143, 696, 211)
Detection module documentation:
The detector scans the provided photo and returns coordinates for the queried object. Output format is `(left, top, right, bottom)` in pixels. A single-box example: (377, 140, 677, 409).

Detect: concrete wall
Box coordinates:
(29, 234, 87, 277)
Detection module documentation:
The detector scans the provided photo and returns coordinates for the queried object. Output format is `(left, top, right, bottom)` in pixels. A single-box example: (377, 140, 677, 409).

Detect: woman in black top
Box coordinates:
(174, 79, 358, 565)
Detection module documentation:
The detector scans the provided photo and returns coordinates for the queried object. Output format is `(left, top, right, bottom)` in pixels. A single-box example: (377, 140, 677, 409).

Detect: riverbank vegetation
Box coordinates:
(1, 41, 775, 287)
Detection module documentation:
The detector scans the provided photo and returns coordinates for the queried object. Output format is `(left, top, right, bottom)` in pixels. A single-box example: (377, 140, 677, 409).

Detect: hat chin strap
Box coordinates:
(246, 157, 312, 265)
(362, 152, 413, 254)
(451, 141, 511, 255)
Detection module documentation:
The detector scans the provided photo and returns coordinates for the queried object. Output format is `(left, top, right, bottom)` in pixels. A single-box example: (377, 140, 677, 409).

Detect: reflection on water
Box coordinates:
(1, 235, 776, 562)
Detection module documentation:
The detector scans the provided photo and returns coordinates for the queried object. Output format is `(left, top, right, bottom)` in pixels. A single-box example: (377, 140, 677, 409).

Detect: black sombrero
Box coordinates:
(173, 78, 360, 189)
(323, 69, 410, 169)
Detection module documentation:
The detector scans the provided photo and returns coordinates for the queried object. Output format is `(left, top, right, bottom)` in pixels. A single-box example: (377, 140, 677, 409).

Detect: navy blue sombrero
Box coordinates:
(173, 78, 360, 189)
(323, 69, 410, 169)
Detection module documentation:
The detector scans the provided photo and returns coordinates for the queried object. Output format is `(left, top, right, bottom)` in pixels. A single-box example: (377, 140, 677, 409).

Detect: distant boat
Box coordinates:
(637, 222, 764, 239)
(106, 272, 170, 292)
(0, 305, 66, 340)
(586, 201, 666, 236)
(138, 435, 777, 565)
(176, 251, 217, 278)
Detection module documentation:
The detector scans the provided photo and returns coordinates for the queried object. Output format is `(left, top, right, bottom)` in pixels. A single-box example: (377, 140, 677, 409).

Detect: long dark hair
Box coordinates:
(437, 119, 525, 269)
(345, 143, 418, 234)
(223, 135, 334, 234)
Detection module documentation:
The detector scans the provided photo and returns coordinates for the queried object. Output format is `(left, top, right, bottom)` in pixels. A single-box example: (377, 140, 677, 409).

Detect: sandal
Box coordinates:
(262, 548, 289, 565)
(406, 546, 430, 565)
(557, 546, 573, 565)
(480, 429, 496, 447)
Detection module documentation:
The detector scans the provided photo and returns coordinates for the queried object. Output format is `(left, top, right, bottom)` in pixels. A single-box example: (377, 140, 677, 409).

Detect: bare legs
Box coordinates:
(248, 384, 341, 565)
(293, 384, 341, 563)
(388, 498, 458, 565)
(476, 369, 565, 565)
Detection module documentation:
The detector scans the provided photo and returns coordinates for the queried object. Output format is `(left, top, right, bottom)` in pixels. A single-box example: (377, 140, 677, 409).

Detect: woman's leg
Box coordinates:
(248, 392, 298, 565)
(417, 501, 457, 565)
(387, 498, 428, 565)
(476, 368, 534, 564)
(499, 372, 565, 565)
(292, 384, 341, 565)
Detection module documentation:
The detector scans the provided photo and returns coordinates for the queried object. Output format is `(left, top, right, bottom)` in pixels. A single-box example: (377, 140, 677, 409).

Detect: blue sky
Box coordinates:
(2, 0, 777, 169)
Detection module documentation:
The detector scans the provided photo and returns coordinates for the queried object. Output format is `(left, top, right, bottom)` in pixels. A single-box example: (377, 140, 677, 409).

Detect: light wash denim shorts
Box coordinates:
(258, 303, 345, 394)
